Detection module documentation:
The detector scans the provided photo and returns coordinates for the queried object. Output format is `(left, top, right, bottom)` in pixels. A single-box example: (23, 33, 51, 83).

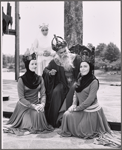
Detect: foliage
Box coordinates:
(95, 42, 121, 71)
(3, 54, 7, 68)
(95, 57, 107, 69)
(2, 54, 14, 68)
(2, 41, 120, 72)
(95, 54, 121, 71)
(104, 42, 120, 62)
(109, 58, 121, 70)
(8, 63, 14, 69)
(2, 53, 25, 70)
(95, 43, 107, 57)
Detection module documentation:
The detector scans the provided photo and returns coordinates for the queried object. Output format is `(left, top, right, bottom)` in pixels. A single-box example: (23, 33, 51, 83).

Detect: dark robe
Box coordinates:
(42, 54, 81, 127)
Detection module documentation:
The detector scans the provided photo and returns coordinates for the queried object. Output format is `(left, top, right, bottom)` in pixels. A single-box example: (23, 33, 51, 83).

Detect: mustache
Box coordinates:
(62, 53, 70, 59)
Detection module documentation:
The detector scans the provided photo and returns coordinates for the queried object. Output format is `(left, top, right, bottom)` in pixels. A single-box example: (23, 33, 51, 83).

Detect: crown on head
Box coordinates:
(81, 55, 91, 63)
(39, 23, 49, 29)
(51, 34, 67, 52)
(23, 49, 36, 63)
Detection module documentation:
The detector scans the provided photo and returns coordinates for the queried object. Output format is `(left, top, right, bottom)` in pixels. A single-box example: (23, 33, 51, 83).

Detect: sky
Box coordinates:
(1, 1, 121, 55)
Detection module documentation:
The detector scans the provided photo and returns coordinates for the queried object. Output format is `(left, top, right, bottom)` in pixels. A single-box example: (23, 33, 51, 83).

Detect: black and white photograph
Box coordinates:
(1, 1, 121, 149)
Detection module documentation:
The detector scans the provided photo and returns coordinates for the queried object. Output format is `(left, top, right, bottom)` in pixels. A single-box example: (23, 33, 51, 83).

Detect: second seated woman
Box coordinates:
(58, 60, 111, 138)
(31, 23, 56, 76)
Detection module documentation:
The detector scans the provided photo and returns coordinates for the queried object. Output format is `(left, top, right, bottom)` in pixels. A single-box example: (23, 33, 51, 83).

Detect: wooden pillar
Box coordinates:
(15, 2, 20, 81)
(1, 8, 2, 101)
(64, 1, 83, 49)
(1, 7, 3, 50)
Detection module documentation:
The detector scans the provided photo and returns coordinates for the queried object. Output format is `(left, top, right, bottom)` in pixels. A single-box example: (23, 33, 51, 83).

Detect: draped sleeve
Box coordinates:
(39, 78, 46, 104)
(72, 91, 78, 106)
(75, 80, 99, 111)
(17, 78, 33, 108)
(42, 60, 56, 96)
(30, 38, 43, 56)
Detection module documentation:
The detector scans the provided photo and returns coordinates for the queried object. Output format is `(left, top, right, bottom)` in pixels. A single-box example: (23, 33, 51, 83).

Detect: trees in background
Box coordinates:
(104, 42, 120, 62)
(95, 42, 121, 71)
(3, 54, 14, 68)
(95, 43, 107, 57)
(2, 42, 121, 72)
(2, 54, 25, 70)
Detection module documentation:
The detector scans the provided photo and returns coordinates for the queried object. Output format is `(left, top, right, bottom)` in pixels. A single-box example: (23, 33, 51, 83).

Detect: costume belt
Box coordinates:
(19, 101, 28, 107)
(84, 102, 101, 112)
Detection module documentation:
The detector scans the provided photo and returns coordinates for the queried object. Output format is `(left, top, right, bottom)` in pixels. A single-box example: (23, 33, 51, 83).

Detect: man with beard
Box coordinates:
(42, 35, 81, 128)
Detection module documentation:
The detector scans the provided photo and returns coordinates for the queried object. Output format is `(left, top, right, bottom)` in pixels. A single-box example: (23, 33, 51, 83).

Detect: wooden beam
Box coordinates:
(15, 2, 20, 81)
(4, 29, 16, 35)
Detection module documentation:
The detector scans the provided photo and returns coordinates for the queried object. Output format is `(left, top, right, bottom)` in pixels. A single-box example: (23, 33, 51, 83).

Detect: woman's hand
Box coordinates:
(31, 104, 39, 113)
(31, 104, 44, 113)
(68, 105, 76, 112)
(35, 104, 44, 112)
(43, 50, 51, 56)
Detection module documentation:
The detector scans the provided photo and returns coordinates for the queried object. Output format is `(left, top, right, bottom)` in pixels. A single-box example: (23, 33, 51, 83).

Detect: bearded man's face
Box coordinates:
(57, 47, 69, 58)
(57, 47, 74, 71)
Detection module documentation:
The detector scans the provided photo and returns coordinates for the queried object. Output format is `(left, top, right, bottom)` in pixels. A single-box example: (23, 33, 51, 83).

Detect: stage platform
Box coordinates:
(2, 79, 121, 149)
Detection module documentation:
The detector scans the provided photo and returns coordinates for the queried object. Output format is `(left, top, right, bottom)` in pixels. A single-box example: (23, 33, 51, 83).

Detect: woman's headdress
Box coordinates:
(21, 49, 41, 89)
(23, 49, 36, 63)
(51, 34, 67, 52)
(80, 45, 95, 67)
(39, 23, 49, 29)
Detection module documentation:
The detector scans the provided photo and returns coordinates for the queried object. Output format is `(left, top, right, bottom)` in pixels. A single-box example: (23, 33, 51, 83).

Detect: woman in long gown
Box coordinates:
(58, 60, 111, 138)
(31, 23, 55, 76)
(4, 50, 54, 135)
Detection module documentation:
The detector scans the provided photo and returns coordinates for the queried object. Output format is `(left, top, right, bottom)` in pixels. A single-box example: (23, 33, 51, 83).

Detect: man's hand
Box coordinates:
(49, 69, 57, 75)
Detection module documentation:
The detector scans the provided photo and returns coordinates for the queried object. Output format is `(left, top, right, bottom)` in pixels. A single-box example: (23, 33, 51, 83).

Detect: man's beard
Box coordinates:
(60, 53, 74, 71)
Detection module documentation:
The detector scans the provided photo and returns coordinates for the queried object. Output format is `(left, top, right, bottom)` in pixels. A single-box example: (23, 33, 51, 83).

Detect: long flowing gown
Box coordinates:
(59, 80, 111, 138)
(32, 35, 55, 76)
(6, 77, 54, 133)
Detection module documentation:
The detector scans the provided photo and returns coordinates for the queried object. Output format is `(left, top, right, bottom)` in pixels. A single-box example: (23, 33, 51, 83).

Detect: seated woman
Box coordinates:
(4, 49, 54, 135)
(58, 59, 111, 138)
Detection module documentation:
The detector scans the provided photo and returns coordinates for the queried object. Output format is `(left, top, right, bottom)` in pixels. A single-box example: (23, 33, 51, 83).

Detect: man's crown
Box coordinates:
(51, 34, 67, 52)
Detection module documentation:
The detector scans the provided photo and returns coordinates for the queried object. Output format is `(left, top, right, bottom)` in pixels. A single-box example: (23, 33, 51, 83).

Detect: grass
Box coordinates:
(95, 70, 121, 82)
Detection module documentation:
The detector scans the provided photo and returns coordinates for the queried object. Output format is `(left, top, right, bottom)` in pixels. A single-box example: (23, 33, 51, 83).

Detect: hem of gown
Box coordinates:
(58, 129, 109, 139)
(57, 108, 111, 139)
(3, 126, 54, 136)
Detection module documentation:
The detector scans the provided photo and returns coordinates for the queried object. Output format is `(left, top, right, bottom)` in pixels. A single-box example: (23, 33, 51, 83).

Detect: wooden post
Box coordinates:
(64, 1, 83, 49)
(15, 2, 20, 81)
(1, 7, 3, 49)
